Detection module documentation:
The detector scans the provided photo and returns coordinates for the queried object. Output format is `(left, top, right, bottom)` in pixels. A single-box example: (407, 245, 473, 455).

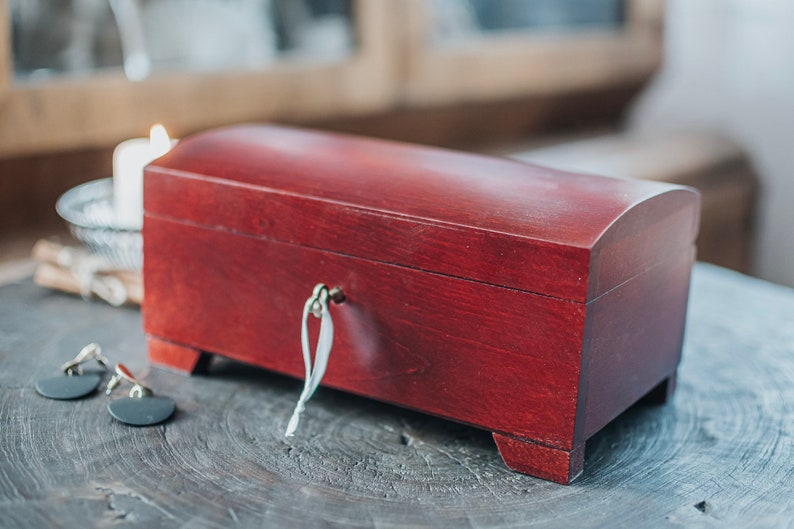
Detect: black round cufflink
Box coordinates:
(105, 363, 176, 426)
(35, 343, 109, 400)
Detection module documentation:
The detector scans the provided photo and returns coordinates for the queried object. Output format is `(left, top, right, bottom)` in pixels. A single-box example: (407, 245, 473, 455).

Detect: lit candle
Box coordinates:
(113, 124, 174, 229)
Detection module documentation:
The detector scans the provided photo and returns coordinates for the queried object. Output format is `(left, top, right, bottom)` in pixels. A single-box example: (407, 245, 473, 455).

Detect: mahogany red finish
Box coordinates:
(142, 125, 700, 484)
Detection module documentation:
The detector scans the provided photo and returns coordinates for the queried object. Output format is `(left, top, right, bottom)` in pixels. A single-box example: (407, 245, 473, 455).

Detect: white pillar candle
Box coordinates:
(113, 124, 174, 229)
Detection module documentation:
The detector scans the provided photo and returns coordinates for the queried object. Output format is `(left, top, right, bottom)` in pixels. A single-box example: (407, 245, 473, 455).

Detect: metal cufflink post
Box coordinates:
(60, 343, 110, 376)
(105, 363, 153, 398)
(36, 343, 111, 400)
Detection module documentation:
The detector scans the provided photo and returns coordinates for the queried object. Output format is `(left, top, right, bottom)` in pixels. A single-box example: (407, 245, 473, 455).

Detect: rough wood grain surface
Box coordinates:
(1, 263, 792, 528)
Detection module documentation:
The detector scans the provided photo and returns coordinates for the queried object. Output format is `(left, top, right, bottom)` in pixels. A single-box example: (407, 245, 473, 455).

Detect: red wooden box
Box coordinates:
(142, 124, 700, 484)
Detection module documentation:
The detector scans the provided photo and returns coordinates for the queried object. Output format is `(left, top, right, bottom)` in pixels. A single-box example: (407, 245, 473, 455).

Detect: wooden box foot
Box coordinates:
(493, 433, 584, 485)
(642, 372, 677, 405)
(147, 336, 212, 375)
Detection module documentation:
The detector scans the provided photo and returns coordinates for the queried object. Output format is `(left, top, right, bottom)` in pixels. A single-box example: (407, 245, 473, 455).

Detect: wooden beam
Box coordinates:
(0, 0, 399, 158)
(398, 0, 663, 106)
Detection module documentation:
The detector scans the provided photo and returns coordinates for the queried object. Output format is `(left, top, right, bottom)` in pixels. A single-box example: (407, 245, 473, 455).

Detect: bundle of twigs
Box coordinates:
(32, 240, 142, 306)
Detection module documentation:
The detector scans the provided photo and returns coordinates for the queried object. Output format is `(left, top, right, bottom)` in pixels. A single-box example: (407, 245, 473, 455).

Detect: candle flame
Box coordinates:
(149, 124, 172, 155)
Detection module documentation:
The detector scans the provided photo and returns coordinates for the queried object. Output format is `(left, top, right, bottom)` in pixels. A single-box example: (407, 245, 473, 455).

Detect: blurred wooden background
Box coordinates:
(0, 0, 758, 274)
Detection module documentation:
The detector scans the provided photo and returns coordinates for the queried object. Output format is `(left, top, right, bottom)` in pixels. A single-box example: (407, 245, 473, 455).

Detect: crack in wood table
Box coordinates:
(1, 263, 792, 528)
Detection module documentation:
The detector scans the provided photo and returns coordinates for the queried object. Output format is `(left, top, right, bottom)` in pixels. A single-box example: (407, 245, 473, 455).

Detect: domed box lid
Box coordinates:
(144, 125, 700, 303)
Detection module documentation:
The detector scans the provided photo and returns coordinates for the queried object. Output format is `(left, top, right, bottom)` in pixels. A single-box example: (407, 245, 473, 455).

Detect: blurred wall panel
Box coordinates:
(631, 0, 794, 287)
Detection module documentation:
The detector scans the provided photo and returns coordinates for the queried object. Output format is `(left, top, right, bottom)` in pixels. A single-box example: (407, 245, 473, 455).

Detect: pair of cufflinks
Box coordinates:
(35, 343, 175, 426)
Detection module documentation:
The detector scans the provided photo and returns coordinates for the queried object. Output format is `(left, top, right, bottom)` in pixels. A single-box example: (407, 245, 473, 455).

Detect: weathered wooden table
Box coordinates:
(1, 264, 792, 528)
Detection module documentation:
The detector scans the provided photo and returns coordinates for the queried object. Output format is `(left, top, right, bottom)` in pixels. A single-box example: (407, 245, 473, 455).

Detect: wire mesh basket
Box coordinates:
(56, 178, 143, 271)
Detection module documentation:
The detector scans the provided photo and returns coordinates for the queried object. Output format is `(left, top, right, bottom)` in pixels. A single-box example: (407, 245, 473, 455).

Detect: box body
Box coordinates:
(142, 125, 699, 484)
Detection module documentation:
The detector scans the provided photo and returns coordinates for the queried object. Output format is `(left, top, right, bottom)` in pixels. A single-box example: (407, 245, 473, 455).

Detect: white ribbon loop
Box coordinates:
(285, 284, 336, 437)
(53, 246, 128, 306)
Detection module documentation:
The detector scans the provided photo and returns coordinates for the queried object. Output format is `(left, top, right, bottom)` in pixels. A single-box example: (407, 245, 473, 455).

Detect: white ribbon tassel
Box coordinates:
(285, 285, 335, 437)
